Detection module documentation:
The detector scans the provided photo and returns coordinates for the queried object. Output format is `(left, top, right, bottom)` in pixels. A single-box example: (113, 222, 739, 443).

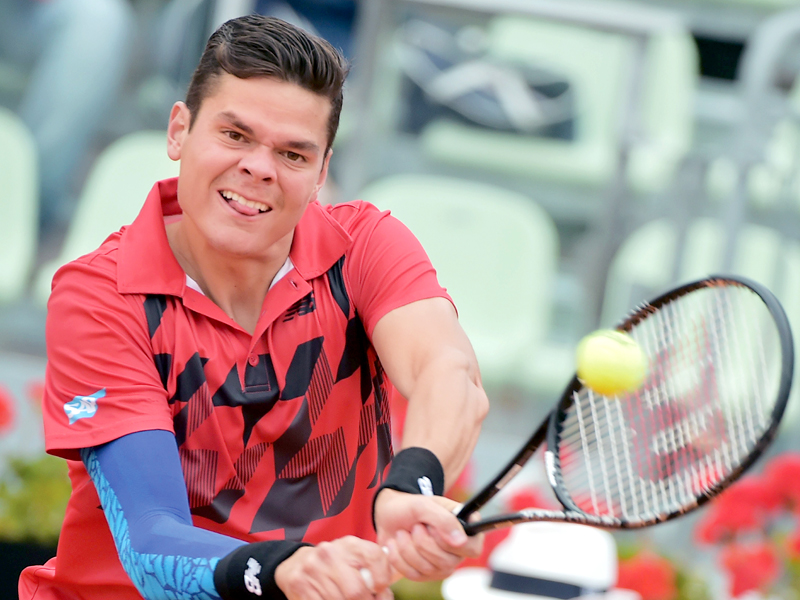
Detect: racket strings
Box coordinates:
(556, 285, 781, 525)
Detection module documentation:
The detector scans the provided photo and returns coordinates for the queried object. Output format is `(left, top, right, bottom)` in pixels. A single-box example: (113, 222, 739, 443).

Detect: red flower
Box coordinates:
(506, 487, 556, 512)
(617, 550, 677, 600)
(763, 453, 800, 511)
(25, 379, 45, 410)
(694, 477, 778, 543)
(0, 385, 15, 433)
(720, 541, 780, 598)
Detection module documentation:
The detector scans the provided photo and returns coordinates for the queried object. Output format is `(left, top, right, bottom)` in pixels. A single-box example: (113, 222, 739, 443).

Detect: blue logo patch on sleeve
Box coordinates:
(64, 389, 106, 424)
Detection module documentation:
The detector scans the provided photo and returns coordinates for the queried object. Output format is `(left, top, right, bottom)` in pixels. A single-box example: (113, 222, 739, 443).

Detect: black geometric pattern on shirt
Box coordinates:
(243, 353, 279, 403)
(222, 442, 271, 490)
(327, 256, 349, 316)
(143, 294, 168, 339)
(370, 422, 394, 490)
(373, 359, 391, 427)
(197, 339, 325, 526)
(154, 353, 172, 390)
(368, 359, 393, 489)
(280, 337, 325, 401)
(170, 353, 211, 447)
(283, 292, 316, 322)
(250, 414, 361, 537)
(179, 447, 218, 509)
(335, 315, 372, 404)
(249, 349, 391, 537)
(358, 403, 375, 447)
(194, 443, 270, 523)
(213, 354, 280, 447)
(278, 428, 348, 514)
(307, 346, 333, 425)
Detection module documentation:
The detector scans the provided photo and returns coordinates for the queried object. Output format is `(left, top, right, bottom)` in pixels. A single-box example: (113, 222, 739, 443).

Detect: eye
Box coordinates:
(284, 151, 304, 162)
(224, 130, 245, 142)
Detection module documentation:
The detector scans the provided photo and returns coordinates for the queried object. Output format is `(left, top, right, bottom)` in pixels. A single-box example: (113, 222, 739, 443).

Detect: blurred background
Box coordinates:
(5, 0, 800, 598)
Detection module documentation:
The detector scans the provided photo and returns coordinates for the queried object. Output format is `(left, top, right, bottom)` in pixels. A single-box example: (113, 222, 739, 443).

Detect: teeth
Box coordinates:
(221, 190, 269, 213)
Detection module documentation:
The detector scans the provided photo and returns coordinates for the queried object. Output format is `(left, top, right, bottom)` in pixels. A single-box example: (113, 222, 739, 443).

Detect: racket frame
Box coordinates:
(459, 275, 794, 534)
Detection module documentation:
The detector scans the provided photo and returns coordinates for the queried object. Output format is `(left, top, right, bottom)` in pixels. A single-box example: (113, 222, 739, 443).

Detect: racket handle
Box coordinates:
(459, 518, 480, 537)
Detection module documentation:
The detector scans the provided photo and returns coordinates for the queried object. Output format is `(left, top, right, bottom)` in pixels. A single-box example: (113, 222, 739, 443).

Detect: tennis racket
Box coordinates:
(456, 274, 794, 535)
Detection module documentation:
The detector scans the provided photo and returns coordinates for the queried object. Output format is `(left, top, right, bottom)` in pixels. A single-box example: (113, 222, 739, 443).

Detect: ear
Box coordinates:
(311, 150, 332, 201)
(167, 102, 191, 161)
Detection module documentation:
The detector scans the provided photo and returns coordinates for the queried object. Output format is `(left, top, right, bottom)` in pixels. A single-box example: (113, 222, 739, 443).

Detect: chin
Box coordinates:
(213, 238, 268, 258)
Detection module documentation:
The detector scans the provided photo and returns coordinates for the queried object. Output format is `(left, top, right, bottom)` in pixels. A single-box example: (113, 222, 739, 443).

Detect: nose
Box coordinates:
(238, 145, 276, 182)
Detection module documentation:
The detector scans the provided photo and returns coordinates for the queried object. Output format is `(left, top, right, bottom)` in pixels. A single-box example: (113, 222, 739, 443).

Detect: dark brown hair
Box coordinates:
(185, 14, 349, 153)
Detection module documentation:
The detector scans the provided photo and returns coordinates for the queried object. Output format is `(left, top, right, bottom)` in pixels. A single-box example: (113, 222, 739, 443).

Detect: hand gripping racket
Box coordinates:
(456, 275, 794, 534)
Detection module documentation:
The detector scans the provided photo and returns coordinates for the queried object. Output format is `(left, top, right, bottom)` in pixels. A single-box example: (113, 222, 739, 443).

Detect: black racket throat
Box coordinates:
(457, 275, 794, 535)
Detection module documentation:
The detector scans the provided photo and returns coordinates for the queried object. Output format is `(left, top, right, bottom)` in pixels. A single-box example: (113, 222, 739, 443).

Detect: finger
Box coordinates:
(346, 540, 393, 592)
(427, 524, 484, 559)
(377, 587, 395, 600)
(393, 528, 441, 578)
(385, 537, 424, 581)
(360, 568, 375, 594)
(414, 498, 469, 549)
(409, 524, 461, 573)
(377, 546, 405, 586)
(310, 543, 362, 600)
(335, 565, 377, 600)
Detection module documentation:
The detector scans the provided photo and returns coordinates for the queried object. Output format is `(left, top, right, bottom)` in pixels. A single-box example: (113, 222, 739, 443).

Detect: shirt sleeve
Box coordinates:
(83, 430, 246, 600)
(333, 201, 454, 337)
(43, 252, 175, 460)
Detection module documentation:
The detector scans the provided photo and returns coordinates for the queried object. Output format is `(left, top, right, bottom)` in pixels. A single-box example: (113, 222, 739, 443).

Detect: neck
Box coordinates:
(166, 220, 291, 334)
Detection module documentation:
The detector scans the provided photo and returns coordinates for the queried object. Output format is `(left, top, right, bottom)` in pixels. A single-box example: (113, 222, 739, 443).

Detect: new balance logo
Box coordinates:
(244, 557, 262, 596)
(417, 476, 434, 496)
(64, 389, 105, 424)
(283, 293, 316, 322)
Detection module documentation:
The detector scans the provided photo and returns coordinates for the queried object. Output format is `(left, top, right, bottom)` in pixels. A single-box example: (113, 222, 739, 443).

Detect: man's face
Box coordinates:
(166, 73, 332, 259)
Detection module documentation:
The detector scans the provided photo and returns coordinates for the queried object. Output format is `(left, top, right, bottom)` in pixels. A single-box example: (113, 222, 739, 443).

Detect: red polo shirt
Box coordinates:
(20, 178, 451, 600)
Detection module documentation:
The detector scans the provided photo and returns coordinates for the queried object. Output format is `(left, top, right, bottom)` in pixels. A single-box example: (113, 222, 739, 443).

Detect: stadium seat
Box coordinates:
(704, 8, 800, 212)
(415, 12, 698, 197)
(0, 106, 38, 305)
(600, 217, 800, 325)
(358, 174, 573, 396)
(33, 130, 179, 306)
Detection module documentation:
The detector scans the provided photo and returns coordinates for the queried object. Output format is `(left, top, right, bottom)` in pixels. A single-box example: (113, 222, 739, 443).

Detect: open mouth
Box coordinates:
(220, 190, 271, 215)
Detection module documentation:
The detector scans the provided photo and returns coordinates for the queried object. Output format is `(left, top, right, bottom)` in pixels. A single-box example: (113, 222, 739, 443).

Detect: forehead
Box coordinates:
(198, 73, 331, 141)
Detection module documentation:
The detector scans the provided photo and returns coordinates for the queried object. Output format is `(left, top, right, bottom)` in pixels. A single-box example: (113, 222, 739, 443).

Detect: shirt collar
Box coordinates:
(116, 178, 352, 296)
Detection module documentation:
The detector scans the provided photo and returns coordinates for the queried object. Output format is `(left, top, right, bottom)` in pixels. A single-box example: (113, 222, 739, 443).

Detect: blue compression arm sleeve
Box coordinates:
(81, 429, 247, 600)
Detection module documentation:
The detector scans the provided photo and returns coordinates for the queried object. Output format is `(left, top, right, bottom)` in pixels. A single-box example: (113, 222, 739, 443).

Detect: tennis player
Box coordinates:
(19, 14, 487, 600)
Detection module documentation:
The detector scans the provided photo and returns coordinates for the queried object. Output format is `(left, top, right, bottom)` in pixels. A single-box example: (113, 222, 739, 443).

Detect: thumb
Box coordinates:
(417, 497, 469, 547)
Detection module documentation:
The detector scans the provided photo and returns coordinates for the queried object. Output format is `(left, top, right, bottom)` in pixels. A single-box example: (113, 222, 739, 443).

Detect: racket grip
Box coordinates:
(460, 518, 480, 537)
(453, 504, 480, 537)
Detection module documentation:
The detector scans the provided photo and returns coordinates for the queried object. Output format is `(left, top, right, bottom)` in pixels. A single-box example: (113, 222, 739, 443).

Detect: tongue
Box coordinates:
(228, 198, 261, 217)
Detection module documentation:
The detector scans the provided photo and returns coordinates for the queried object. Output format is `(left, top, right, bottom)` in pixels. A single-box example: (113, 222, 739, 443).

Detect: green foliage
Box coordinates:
(392, 579, 444, 600)
(0, 454, 70, 545)
(675, 568, 713, 600)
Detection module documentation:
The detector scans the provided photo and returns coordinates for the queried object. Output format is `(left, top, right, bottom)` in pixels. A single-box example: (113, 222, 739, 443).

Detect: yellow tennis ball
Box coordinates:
(576, 329, 647, 396)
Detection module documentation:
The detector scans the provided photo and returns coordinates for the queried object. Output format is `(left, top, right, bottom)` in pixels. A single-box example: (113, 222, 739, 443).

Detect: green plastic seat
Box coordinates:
(0, 106, 38, 304)
(418, 13, 698, 195)
(706, 78, 800, 209)
(33, 130, 179, 306)
(358, 174, 571, 395)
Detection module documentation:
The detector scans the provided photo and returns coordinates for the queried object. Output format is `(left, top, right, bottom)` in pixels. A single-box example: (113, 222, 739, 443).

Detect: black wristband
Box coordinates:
(373, 447, 445, 527)
(214, 540, 311, 600)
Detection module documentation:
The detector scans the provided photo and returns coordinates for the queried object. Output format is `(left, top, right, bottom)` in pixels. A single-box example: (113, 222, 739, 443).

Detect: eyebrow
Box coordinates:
(218, 111, 321, 154)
